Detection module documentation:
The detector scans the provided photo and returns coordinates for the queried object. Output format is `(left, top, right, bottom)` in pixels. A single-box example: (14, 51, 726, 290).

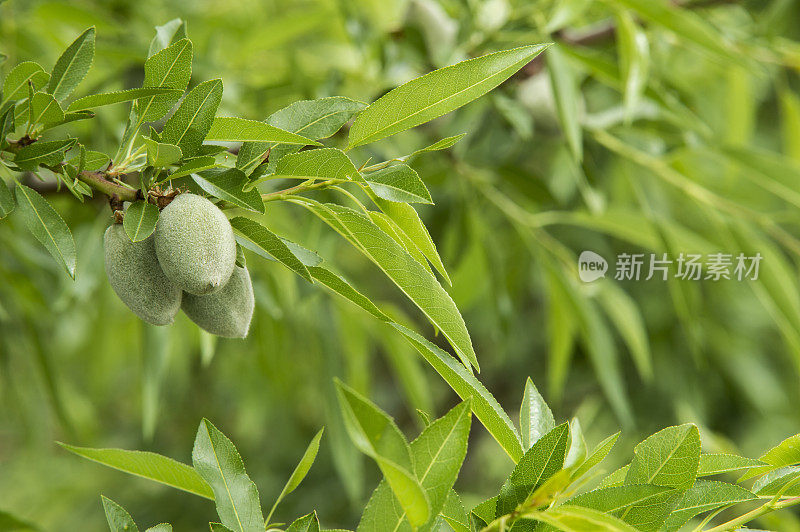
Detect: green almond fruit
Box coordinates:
(104, 224, 181, 326)
(154, 193, 236, 295)
(181, 266, 254, 338)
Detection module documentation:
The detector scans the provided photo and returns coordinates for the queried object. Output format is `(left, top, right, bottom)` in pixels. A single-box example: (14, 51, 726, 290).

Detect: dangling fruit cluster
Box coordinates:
(103, 193, 254, 338)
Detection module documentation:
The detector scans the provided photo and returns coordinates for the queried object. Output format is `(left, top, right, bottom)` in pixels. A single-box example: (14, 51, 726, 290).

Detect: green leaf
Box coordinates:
(165, 156, 217, 180)
(614, 10, 649, 122)
(547, 45, 582, 162)
(192, 419, 264, 532)
(148, 18, 187, 57)
(335, 379, 430, 528)
(403, 133, 466, 161)
(620, 424, 701, 530)
(308, 266, 391, 322)
(358, 401, 472, 531)
(497, 423, 570, 515)
(600, 465, 630, 488)
(625, 425, 701, 489)
(348, 44, 550, 148)
(66, 149, 109, 171)
(29, 92, 64, 125)
(266, 429, 324, 526)
(0, 181, 15, 218)
(14, 184, 76, 278)
(568, 484, 676, 515)
(305, 202, 477, 371)
(161, 79, 223, 157)
(40, 110, 94, 131)
(572, 432, 620, 481)
(1, 61, 49, 104)
(205, 117, 318, 145)
(143, 137, 182, 167)
(392, 323, 523, 463)
(364, 164, 432, 204)
(237, 96, 366, 175)
(230, 217, 311, 282)
(138, 39, 193, 122)
(13, 138, 76, 170)
(209, 524, 232, 532)
(530, 505, 639, 532)
(519, 377, 555, 451)
(1, 106, 15, 149)
(59, 443, 213, 499)
(144, 526, 172, 532)
(697, 453, 766, 477)
(743, 433, 800, 481)
(285, 513, 320, 532)
(470, 497, 497, 530)
(371, 199, 450, 285)
(662, 480, 756, 532)
(102, 496, 139, 532)
(123, 201, 159, 242)
(610, 0, 741, 64)
(439, 490, 470, 532)
(751, 466, 800, 497)
(47, 27, 95, 101)
(276, 148, 360, 181)
(68, 87, 182, 112)
(192, 169, 265, 213)
(566, 418, 587, 469)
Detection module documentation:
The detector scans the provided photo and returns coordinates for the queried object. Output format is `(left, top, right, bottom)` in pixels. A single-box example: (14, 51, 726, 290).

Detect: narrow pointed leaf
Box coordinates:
(305, 202, 477, 371)
(364, 164, 432, 204)
(271, 429, 324, 515)
(163, 156, 217, 181)
(697, 453, 767, 477)
(192, 419, 264, 532)
(392, 323, 523, 463)
(205, 117, 318, 145)
(336, 380, 430, 527)
(14, 184, 76, 278)
(625, 424, 701, 490)
(47, 27, 95, 101)
(568, 484, 676, 515)
(237, 96, 366, 174)
(145, 526, 172, 532)
(349, 44, 549, 148)
(230, 217, 311, 281)
(519, 377, 555, 450)
(192, 169, 264, 213)
(2, 61, 49, 103)
(0, 182, 15, 218)
(138, 38, 193, 122)
(29, 92, 64, 125)
(143, 137, 182, 167)
(68, 87, 182, 112)
(161, 79, 223, 157)
(276, 148, 360, 181)
(372, 199, 450, 285)
(531, 505, 639, 532)
(123, 201, 159, 242)
(572, 432, 620, 480)
(497, 423, 570, 515)
(285, 513, 320, 532)
(662, 480, 755, 532)
(548, 45, 582, 162)
(59, 443, 213, 499)
(741, 433, 800, 481)
(13, 138, 76, 170)
(102, 496, 139, 532)
(358, 401, 472, 531)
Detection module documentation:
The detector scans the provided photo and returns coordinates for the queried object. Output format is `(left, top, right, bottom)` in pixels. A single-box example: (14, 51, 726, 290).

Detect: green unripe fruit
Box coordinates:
(104, 224, 182, 326)
(181, 266, 254, 338)
(154, 193, 236, 295)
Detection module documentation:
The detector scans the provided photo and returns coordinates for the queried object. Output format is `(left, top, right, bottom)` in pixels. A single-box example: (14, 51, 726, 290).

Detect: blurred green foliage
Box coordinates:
(2, 0, 800, 529)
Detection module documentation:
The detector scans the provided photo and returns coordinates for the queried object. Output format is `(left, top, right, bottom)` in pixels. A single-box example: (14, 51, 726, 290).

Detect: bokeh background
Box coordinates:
(2, 0, 800, 529)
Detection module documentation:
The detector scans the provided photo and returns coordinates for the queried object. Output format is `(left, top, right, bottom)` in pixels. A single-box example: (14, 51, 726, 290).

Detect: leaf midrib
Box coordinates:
(172, 81, 219, 148)
(206, 425, 246, 532)
(17, 185, 68, 270)
(352, 48, 538, 146)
